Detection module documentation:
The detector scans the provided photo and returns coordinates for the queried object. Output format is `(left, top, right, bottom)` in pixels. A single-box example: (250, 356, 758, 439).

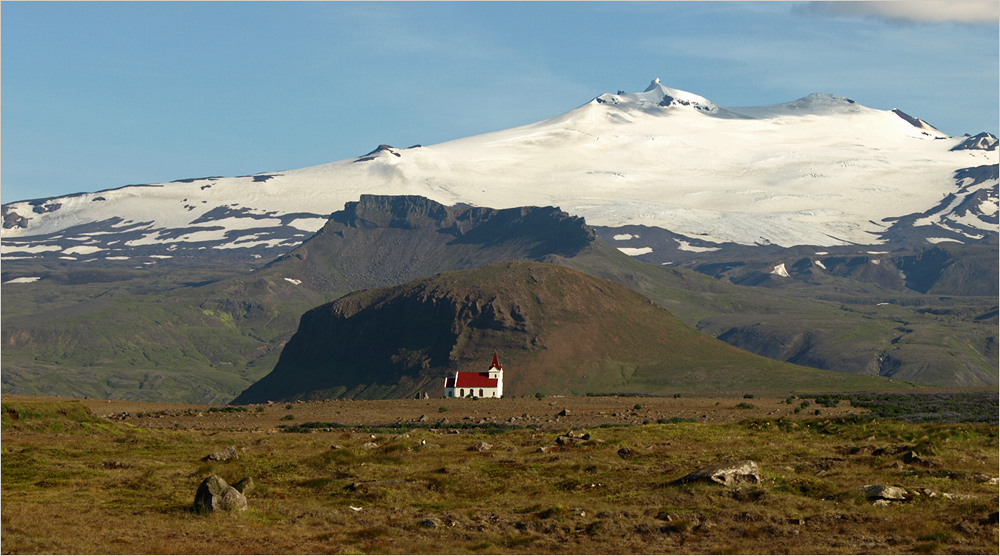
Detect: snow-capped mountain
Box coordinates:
(3, 78, 997, 263)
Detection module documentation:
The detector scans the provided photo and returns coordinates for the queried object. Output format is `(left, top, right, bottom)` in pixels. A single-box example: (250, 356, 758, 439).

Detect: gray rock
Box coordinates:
(471, 441, 493, 452)
(202, 445, 238, 462)
(617, 447, 634, 460)
(972, 473, 998, 485)
(557, 409, 570, 416)
(418, 517, 444, 528)
(681, 460, 761, 486)
(361, 441, 379, 450)
(193, 475, 248, 513)
(861, 484, 908, 501)
(232, 477, 254, 494)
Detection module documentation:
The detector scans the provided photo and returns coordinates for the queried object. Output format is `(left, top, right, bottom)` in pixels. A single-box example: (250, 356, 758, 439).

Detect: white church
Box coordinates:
(444, 352, 504, 398)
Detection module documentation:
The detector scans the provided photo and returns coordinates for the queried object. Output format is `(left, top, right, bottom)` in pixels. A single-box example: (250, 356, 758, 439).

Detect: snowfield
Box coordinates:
(2, 79, 997, 261)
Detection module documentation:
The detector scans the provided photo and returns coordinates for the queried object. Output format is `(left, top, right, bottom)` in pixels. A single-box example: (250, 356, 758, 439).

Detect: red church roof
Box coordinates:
(490, 352, 502, 370)
(445, 372, 499, 388)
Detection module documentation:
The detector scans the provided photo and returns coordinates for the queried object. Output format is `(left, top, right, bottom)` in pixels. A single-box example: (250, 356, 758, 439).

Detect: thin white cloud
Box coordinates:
(802, 1, 999, 25)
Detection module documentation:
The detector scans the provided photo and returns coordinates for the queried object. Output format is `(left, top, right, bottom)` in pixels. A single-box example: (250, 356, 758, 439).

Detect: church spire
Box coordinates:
(491, 352, 501, 371)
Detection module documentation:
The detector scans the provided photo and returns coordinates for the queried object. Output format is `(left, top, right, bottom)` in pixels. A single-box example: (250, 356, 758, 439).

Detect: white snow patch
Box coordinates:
(284, 278, 303, 286)
(926, 237, 964, 244)
(867, 251, 888, 254)
(287, 217, 330, 232)
(150, 255, 173, 259)
(871, 259, 881, 265)
(915, 195, 967, 227)
(815, 251, 828, 255)
(613, 234, 636, 241)
(771, 263, 790, 277)
(0, 244, 62, 254)
(106, 256, 130, 260)
(618, 247, 653, 256)
(814, 260, 827, 269)
(676, 240, 721, 253)
(63, 245, 103, 255)
(3, 276, 42, 284)
(175, 229, 231, 243)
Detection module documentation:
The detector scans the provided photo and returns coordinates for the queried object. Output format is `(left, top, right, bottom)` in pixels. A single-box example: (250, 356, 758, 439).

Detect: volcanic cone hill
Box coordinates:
(233, 261, 899, 403)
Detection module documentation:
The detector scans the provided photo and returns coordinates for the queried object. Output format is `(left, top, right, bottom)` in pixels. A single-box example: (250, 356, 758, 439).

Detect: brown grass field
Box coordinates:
(2, 394, 997, 554)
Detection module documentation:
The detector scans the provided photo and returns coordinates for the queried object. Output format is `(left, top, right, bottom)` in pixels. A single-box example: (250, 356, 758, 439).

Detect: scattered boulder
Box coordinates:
(902, 450, 938, 467)
(617, 447, 634, 460)
(202, 445, 238, 462)
(418, 517, 444, 529)
(680, 460, 761, 486)
(972, 473, 998, 485)
(861, 484, 908, 503)
(361, 441, 379, 450)
(557, 409, 570, 417)
(556, 431, 592, 446)
(101, 460, 132, 469)
(193, 475, 248, 513)
(471, 441, 493, 452)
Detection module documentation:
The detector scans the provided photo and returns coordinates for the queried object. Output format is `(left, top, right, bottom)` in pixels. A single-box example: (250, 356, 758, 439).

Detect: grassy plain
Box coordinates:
(2, 395, 997, 554)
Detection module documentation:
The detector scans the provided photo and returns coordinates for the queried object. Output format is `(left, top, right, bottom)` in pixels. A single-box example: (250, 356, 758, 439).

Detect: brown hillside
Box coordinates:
(233, 261, 899, 403)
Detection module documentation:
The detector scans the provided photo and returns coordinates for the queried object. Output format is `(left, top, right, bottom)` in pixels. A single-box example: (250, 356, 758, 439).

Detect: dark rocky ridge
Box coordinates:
(260, 195, 597, 294)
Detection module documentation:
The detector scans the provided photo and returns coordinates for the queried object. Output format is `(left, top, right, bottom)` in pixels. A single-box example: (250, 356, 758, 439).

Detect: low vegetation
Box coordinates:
(2, 395, 997, 554)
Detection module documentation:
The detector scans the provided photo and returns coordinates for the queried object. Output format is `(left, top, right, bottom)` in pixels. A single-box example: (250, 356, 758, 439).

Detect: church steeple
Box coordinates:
(490, 351, 502, 371)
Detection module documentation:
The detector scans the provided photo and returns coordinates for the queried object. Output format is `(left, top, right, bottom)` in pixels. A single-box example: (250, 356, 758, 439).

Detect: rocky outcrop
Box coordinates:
(193, 475, 249, 513)
(860, 484, 908, 505)
(951, 132, 998, 152)
(680, 460, 761, 486)
(201, 445, 239, 462)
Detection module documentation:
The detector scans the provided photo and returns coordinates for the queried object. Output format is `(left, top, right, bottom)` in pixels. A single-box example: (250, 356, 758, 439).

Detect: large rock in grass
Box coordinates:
(202, 445, 239, 462)
(680, 460, 761, 486)
(861, 484, 908, 502)
(194, 475, 248, 513)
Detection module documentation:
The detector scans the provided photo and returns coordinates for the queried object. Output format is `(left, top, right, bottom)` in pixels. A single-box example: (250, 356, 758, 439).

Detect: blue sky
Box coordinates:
(2, 1, 997, 204)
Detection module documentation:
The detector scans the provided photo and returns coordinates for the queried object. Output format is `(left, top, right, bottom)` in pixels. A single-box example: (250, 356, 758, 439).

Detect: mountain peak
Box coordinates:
(595, 79, 718, 114)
